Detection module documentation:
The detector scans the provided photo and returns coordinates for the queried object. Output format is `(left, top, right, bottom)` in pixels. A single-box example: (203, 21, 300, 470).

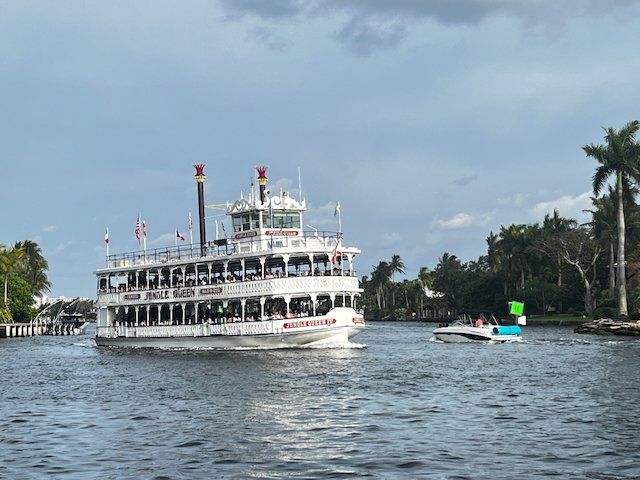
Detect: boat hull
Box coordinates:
(432, 326, 522, 343)
(95, 326, 363, 349)
(95, 308, 365, 349)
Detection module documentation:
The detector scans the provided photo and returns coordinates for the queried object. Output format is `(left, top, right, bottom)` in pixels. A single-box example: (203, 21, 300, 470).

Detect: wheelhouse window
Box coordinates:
(264, 212, 301, 229)
(232, 213, 260, 232)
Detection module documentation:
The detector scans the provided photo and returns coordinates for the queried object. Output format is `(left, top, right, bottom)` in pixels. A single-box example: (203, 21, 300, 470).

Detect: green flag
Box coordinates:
(509, 301, 524, 316)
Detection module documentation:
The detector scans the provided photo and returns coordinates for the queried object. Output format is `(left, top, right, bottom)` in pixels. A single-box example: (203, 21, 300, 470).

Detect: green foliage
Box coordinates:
(0, 305, 11, 323)
(593, 307, 618, 320)
(7, 274, 36, 322)
(14, 240, 51, 297)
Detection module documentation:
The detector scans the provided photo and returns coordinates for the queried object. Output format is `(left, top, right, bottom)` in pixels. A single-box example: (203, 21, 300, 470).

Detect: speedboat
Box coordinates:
(432, 314, 522, 343)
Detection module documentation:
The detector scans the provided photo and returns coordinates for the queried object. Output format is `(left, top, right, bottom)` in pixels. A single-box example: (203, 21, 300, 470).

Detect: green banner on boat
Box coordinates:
(509, 301, 524, 316)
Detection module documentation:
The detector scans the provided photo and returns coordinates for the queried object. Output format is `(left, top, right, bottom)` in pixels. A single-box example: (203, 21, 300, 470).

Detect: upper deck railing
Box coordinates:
(100, 230, 347, 270)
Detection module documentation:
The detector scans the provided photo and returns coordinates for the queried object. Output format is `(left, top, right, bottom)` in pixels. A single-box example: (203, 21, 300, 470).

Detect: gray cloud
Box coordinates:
(332, 17, 406, 56)
(453, 174, 478, 186)
(219, 0, 640, 25)
(218, 0, 640, 55)
(250, 27, 292, 52)
(219, 0, 313, 19)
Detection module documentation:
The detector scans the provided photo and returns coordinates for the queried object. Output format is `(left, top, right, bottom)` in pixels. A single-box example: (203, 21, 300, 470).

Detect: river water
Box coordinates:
(1, 322, 639, 479)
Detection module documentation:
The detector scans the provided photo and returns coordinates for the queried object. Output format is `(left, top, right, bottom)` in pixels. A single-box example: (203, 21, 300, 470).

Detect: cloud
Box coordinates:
(218, 0, 640, 27)
(305, 202, 341, 230)
(530, 191, 592, 222)
(497, 193, 529, 207)
(46, 241, 74, 256)
(332, 17, 406, 56)
(382, 232, 401, 243)
(42, 225, 57, 232)
(217, 0, 640, 56)
(438, 213, 474, 229)
(453, 173, 478, 186)
(249, 27, 292, 52)
(219, 0, 313, 19)
(438, 211, 495, 229)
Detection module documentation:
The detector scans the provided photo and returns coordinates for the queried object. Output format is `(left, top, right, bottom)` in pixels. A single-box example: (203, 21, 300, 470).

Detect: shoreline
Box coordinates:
(369, 316, 589, 326)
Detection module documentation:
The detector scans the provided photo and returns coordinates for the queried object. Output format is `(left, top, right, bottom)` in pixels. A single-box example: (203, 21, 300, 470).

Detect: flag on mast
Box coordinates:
(331, 236, 342, 264)
(104, 228, 109, 244)
(176, 230, 185, 241)
(135, 215, 141, 243)
(334, 201, 342, 233)
(188, 212, 193, 246)
(142, 220, 147, 253)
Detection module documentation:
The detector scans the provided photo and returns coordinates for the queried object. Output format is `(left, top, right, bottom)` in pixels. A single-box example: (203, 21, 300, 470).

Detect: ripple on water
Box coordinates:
(1, 324, 640, 479)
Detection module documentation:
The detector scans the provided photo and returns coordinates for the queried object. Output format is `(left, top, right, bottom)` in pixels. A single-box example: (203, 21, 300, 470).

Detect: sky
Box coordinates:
(2, 0, 640, 299)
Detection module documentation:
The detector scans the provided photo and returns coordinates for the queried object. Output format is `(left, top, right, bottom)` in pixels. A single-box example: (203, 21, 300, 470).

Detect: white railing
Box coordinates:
(100, 230, 347, 270)
(96, 275, 361, 307)
(97, 321, 274, 339)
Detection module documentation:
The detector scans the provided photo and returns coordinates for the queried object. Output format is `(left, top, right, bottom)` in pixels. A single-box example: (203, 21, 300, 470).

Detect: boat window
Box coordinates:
(232, 213, 259, 232)
(232, 216, 241, 232)
(264, 212, 301, 229)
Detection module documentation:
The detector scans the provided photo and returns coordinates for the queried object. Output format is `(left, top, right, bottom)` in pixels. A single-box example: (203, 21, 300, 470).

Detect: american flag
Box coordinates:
(188, 212, 192, 230)
(142, 220, 147, 238)
(135, 216, 141, 241)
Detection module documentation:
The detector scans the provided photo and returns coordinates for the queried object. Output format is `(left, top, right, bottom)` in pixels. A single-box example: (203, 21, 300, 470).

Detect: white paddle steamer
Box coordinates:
(94, 166, 365, 348)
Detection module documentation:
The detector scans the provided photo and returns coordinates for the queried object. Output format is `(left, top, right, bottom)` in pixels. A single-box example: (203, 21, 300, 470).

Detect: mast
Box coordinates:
(194, 164, 207, 257)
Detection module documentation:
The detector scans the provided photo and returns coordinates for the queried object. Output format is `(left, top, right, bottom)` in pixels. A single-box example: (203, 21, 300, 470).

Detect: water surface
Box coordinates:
(1, 322, 639, 479)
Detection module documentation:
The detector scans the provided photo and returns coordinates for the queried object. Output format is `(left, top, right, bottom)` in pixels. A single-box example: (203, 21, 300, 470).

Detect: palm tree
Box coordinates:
(14, 240, 51, 297)
(0, 246, 25, 306)
(584, 120, 640, 317)
(432, 253, 464, 312)
(389, 254, 406, 282)
(388, 254, 405, 307)
(418, 266, 433, 289)
(486, 232, 502, 273)
(542, 209, 577, 308)
(497, 224, 532, 296)
(416, 267, 433, 317)
(584, 192, 618, 299)
(370, 261, 391, 310)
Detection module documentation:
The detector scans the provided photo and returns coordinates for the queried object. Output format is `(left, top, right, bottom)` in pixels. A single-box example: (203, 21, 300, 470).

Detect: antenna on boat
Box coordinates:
(193, 164, 207, 257)
(250, 175, 255, 204)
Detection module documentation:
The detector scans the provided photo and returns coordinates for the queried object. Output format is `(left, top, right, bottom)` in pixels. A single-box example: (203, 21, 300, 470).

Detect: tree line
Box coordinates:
(360, 120, 640, 321)
(0, 241, 51, 323)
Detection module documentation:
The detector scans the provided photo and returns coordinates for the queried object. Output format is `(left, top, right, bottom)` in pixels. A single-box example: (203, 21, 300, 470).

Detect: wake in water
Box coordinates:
(102, 340, 369, 352)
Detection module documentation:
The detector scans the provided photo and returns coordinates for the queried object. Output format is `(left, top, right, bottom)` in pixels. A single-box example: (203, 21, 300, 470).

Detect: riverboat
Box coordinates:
(94, 165, 365, 349)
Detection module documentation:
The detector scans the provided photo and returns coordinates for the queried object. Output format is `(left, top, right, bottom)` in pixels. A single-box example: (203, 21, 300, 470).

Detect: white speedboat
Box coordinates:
(432, 315, 522, 343)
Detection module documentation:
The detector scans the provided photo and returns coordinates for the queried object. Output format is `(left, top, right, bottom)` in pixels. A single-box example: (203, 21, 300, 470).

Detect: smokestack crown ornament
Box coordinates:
(257, 166, 268, 204)
(194, 164, 206, 182)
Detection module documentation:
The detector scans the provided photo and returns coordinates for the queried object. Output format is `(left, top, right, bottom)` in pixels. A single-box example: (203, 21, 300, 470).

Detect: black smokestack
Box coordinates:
(257, 166, 268, 204)
(193, 164, 207, 256)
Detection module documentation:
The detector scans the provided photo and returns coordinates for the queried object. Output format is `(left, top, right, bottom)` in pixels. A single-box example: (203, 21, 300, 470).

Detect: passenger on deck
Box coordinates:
(474, 318, 483, 327)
